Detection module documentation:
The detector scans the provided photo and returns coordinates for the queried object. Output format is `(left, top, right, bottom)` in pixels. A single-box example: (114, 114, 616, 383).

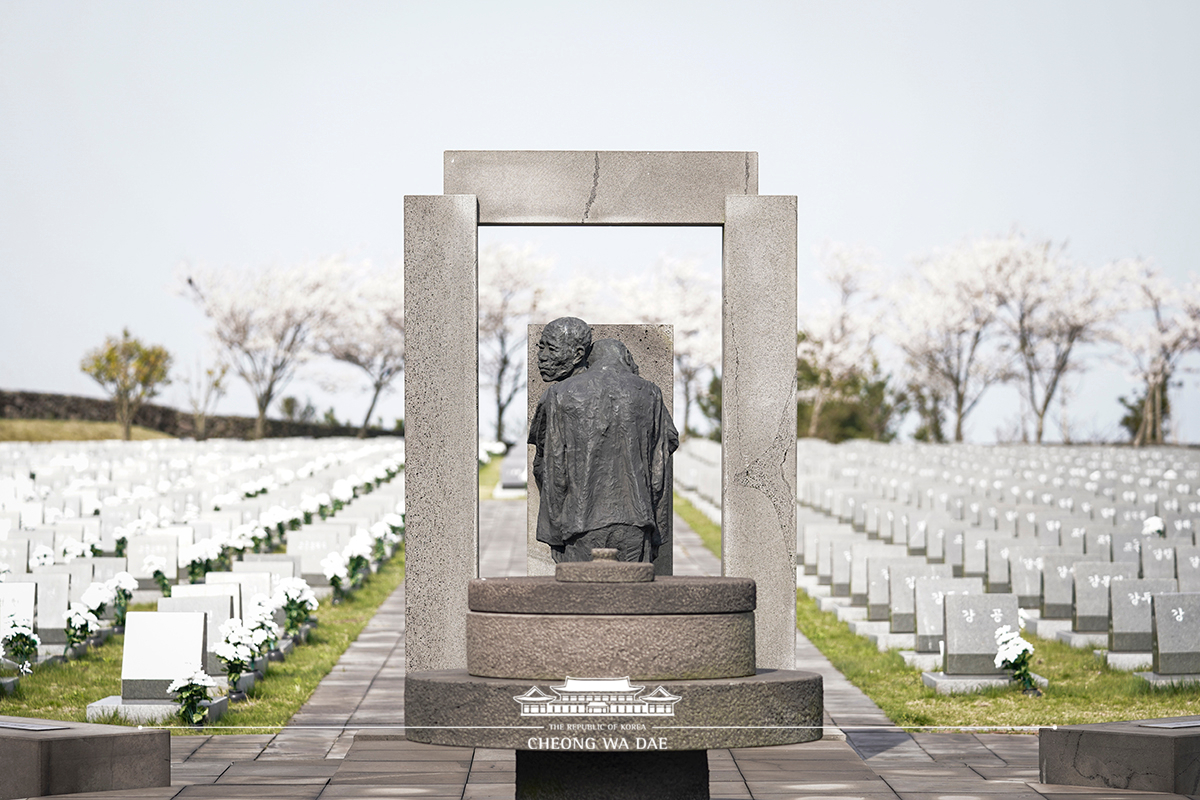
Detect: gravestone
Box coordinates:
(913, 576, 984, 653)
(241, 553, 301, 580)
(171, 582, 242, 620)
(943, 593, 1020, 674)
(0, 582, 36, 629)
(1110, 578, 1178, 652)
(1141, 543, 1176, 581)
(1008, 546, 1048, 609)
(1111, 532, 1144, 566)
(158, 595, 234, 675)
(1177, 545, 1200, 592)
(1073, 563, 1138, 632)
(286, 529, 343, 582)
(207, 571, 272, 608)
(33, 560, 94, 603)
(126, 534, 179, 582)
(888, 563, 953, 633)
(801, 522, 852, 576)
(0, 540, 29, 575)
(985, 537, 1016, 593)
(9, 572, 69, 644)
(1041, 554, 1100, 619)
(1150, 593, 1200, 675)
(866, 556, 909, 622)
(851, 544, 906, 607)
(526, 323, 675, 577)
(86, 557, 129, 584)
(119, 611, 207, 699)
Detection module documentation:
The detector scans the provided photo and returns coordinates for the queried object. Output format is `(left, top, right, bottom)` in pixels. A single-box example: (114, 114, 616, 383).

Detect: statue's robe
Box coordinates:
(529, 362, 678, 551)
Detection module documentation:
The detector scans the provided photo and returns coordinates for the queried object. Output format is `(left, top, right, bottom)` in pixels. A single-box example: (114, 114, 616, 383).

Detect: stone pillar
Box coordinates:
(721, 195, 798, 670)
(526, 324, 675, 576)
(403, 194, 479, 672)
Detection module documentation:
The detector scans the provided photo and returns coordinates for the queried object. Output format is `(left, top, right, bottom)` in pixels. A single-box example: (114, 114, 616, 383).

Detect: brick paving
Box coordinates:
(49, 497, 1200, 800)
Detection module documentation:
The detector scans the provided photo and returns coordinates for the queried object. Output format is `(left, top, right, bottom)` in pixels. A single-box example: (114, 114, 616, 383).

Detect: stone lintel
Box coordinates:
(446, 151, 757, 225)
(721, 195, 798, 670)
(404, 194, 480, 672)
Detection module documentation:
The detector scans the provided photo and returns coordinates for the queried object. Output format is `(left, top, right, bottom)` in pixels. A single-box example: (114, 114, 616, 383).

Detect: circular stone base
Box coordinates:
(469, 576, 755, 615)
(466, 611, 755, 680)
(404, 668, 823, 751)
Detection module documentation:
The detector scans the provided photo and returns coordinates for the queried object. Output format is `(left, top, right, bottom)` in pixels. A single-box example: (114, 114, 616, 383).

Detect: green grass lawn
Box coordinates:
(478, 452, 504, 500)
(796, 588, 1200, 729)
(0, 419, 172, 441)
(1, 550, 405, 734)
(673, 492, 721, 556)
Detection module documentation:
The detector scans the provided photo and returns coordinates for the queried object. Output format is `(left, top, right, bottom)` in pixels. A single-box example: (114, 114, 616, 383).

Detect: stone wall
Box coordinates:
(0, 390, 380, 439)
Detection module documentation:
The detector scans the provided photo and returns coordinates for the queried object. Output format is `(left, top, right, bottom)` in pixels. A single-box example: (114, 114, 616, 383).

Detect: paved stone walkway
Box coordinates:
(54, 498, 1199, 800)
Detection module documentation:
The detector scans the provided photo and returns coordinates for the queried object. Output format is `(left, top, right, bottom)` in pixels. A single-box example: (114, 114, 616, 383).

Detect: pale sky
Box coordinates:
(3, 1, 1199, 442)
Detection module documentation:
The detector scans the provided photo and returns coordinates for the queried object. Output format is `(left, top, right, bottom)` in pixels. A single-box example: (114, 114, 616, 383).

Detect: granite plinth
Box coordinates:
(1107, 651, 1153, 670)
(85, 695, 227, 725)
(469, 576, 755, 615)
(404, 668, 822, 750)
(1040, 714, 1200, 794)
(555, 560, 654, 583)
(1025, 617, 1072, 638)
(516, 749, 709, 800)
(0, 713, 169, 800)
(466, 611, 755, 680)
(1135, 671, 1200, 687)
(921, 671, 1048, 695)
(1057, 630, 1108, 649)
(900, 651, 944, 671)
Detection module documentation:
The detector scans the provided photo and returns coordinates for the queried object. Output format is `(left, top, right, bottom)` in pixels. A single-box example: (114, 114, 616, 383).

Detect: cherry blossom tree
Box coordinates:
(479, 243, 552, 446)
(314, 263, 404, 437)
(1114, 261, 1200, 446)
(886, 238, 1011, 442)
(182, 259, 340, 439)
(797, 241, 881, 437)
(991, 233, 1130, 442)
(615, 255, 720, 438)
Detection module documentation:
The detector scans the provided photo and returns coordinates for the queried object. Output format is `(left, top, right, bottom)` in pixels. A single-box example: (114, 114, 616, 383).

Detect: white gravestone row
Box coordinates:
(794, 440, 1200, 684)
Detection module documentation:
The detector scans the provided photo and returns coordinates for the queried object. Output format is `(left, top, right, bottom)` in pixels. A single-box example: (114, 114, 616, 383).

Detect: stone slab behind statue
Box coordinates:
(526, 323, 674, 577)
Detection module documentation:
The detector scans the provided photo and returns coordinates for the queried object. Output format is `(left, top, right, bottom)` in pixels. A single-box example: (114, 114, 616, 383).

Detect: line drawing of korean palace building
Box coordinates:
(513, 677, 683, 717)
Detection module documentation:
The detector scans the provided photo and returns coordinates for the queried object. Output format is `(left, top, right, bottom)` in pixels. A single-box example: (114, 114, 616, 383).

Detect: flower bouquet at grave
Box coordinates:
(59, 537, 89, 563)
(105, 571, 137, 628)
(245, 595, 281, 660)
(1, 614, 40, 674)
(331, 480, 355, 513)
(179, 538, 224, 584)
(214, 619, 256, 698)
(80, 580, 116, 621)
(1143, 515, 1166, 538)
(63, 602, 100, 649)
(272, 577, 318, 638)
(994, 625, 1038, 695)
(342, 531, 374, 588)
(168, 668, 216, 726)
(300, 495, 321, 525)
(0, 561, 10, 581)
(143, 554, 172, 596)
(29, 545, 55, 569)
(321, 551, 351, 603)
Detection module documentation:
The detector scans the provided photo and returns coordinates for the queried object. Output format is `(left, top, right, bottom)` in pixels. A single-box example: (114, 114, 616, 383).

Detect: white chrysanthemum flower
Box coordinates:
(321, 551, 349, 583)
(30, 545, 55, 568)
(1142, 516, 1166, 536)
(80, 581, 117, 613)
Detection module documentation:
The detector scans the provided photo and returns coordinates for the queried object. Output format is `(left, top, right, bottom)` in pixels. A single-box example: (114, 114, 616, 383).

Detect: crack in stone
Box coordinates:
(582, 152, 600, 223)
(744, 152, 750, 194)
(733, 375, 797, 539)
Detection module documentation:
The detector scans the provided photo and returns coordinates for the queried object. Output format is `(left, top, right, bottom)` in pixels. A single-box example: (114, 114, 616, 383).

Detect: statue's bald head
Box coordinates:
(537, 317, 592, 382)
